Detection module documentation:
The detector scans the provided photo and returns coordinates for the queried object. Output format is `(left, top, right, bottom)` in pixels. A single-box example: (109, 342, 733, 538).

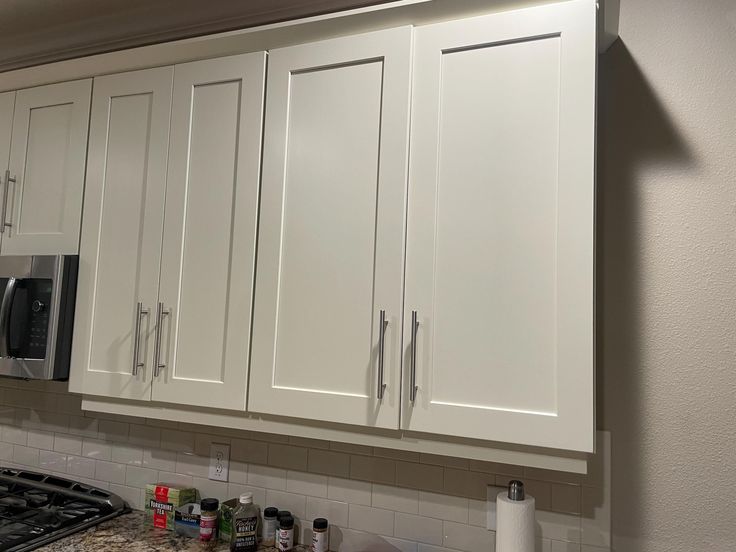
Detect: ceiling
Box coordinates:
(0, 0, 396, 72)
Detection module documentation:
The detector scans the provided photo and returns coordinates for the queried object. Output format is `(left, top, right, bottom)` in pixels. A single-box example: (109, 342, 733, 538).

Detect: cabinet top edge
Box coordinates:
(0, 0, 616, 93)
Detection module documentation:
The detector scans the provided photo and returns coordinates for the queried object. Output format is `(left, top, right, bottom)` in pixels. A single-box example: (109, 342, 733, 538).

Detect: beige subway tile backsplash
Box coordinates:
(350, 454, 396, 485)
(307, 448, 350, 478)
(396, 461, 444, 493)
(0, 382, 610, 552)
(268, 443, 308, 471)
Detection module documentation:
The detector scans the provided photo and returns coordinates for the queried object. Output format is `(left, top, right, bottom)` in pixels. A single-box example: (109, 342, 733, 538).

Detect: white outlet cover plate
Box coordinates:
(486, 485, 506, 530)
(209, 442, 231, 482)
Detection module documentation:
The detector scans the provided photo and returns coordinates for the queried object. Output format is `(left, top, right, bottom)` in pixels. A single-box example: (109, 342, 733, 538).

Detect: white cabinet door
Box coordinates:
(249, 28, 411, 428)
(4, 80, 91, 255)
(403, 2, 596, 452)
(0, 92, 14, 252)
(153, 53, 266, 410)
(69, 67, 173, 400)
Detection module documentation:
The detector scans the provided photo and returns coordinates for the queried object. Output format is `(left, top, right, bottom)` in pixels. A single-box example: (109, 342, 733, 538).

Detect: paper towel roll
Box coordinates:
(496, 492, 536, 552)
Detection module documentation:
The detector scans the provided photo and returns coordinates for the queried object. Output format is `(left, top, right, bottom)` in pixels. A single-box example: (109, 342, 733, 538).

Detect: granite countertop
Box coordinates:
(38, 510, 311, 552)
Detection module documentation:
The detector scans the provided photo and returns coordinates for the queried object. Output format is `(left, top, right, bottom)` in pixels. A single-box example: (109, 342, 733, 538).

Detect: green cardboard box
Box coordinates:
(145, 483, 198, 531)
(219, 498, 239, 542)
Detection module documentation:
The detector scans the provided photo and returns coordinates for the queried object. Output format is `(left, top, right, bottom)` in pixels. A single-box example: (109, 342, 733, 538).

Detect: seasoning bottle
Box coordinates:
(278, 515, 295, 551)
(199, 498, 219, 542)
(231, 493, 259, 552)
(262, 507, 278, 546)
(311, 518, 329, 552)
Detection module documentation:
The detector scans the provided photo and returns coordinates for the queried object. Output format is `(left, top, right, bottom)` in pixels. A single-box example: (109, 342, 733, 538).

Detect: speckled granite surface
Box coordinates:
(37, 510, 311, 551)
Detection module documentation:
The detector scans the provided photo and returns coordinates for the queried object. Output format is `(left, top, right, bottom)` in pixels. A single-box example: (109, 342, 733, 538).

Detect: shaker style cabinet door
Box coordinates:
(4, 80, 91, 255)
(249, 28, 412, 428)
(403, 1, 596, 452)
(69, 67, 173, 401)
(152, 53, 266, 410)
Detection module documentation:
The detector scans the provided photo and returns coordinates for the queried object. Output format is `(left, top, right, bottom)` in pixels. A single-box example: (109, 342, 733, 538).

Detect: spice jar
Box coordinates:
(311, 518, 329, 552)
(199, 498, 219, 542)
(262, 507, 278, 546)
(278, 515, 295, 551)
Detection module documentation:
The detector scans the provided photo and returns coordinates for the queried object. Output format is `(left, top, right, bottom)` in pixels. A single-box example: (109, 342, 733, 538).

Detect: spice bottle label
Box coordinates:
(199, 515, 217, 541)
(232, 516, 258, 551)
(311, 530, 328, 552)
(278, 528, 294, 551)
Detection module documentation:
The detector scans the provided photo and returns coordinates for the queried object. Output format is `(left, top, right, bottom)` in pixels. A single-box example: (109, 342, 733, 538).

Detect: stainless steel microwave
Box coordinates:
(0, 255, 78, 380)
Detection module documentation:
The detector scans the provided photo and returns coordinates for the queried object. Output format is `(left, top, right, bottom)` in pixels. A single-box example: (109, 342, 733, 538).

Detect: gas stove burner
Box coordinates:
(0, 469, 128, 552)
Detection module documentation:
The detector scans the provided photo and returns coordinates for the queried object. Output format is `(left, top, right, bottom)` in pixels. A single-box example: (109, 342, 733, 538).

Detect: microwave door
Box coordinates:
(0, 276, 16, 358)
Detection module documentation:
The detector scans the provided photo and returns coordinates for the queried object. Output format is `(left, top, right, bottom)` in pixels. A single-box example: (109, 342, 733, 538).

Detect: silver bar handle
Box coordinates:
(0, 277, 17, 358)
(377, 310, 388, 399)
(153, 302, 170, 378)
(131, 302, 148, 376)
(410, 310, 419, 402)
(1, 170, 15, 234)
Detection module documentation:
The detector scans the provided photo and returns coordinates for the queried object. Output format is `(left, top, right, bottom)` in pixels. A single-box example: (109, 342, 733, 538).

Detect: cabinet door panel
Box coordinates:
(404, 2, 596, 452)
(5, 80, 91, 255)
(153, 53, 265, 410)
(250, 28, 411, 428)
(69, 67, 173, 400)
(0, 92, 13, 251)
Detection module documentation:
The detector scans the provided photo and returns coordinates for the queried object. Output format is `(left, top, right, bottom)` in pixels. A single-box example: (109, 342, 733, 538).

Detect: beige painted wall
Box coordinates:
(599, 1, 736, 550)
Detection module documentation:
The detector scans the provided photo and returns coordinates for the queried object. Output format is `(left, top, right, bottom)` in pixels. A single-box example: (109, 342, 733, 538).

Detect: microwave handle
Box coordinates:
(0, 277, 17, 358)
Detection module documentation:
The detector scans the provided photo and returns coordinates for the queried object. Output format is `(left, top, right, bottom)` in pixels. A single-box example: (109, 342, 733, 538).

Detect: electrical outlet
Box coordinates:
(486, 485, 506, 530)
(209, 442, 230, 482)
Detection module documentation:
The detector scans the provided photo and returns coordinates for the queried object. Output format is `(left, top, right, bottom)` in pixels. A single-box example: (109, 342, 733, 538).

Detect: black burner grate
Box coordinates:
(0, 469, 127, 552)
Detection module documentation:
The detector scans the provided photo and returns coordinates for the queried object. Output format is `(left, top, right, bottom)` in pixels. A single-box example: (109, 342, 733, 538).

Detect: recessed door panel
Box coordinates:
(432, 37, 560, 414)
(69, 67, 173, 400)
(0, 92, 14, 252)
(275, 60, 383, 394)
(153, 53, 265, 410)
(404, 2, 596, 452)
(250, 27, 412, 428)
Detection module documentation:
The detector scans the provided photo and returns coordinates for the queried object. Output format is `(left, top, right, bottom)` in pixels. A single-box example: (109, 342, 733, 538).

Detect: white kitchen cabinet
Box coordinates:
(249, 28, 412, 428)
(153, 53, 266, 410)
(70, 67, 173, 401)
(70, 53, 266, 411)
(3, 80, 91, 255)
(402, 1, 596, 452)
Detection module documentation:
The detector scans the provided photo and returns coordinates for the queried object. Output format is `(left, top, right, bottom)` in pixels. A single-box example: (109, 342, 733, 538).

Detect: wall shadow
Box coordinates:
(596, 40, 696, 549)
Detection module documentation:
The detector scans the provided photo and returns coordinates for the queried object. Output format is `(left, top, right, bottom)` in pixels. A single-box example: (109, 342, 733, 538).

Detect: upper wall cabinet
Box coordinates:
(249, 27, 412, 429)
(70, 53, 266, 411)
(1, 80, 91, 255)
(402, 1, 596, 452)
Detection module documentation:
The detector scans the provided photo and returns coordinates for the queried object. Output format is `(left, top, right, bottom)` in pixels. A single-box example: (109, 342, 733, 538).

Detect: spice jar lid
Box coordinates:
(313, 518, 328, 530)
(264, 507, 278, 518)
(277, 510, 291, 520)
(200, 498, 219, 511)
(279, 515, 295, 529)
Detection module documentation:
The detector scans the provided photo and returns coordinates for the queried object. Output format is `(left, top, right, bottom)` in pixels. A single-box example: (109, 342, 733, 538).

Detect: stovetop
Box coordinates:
(0, 468, 128, 552)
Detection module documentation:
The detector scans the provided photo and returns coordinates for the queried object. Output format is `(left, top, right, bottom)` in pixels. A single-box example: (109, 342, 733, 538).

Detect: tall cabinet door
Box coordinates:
(153, 53, 266, 410)
(5, 80, 91, 255)
(403, 2, 596, 452)
(0, 92, 14, 252)
(69, 67, 173, 401)
(249, 28, 412, 429)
